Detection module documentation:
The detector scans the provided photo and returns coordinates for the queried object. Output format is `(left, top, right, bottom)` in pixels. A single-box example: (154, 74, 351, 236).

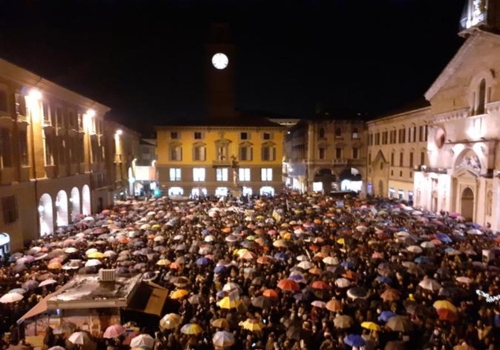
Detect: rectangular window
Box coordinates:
(0, 90, 8, 113)
(170, 146, 182, 161)
(261, 168, 273, 181)
(335, 147, 342, 159)
(193, 146, 206, 161)
(43, 130, 53, 166)
(399, 152, 404, 166)
(56, 107, 63, 129)
(1, 195, 18, 224)
(194, 132, 202, 140)
(262, 132, 271, 140)
(240, 132, 248, 140)
(239, 146, 252, 161)
(390, 153, 395, 166)
(216, 168, 228, 181)
(170, 132, 179, 139)
(420, 151, 425, 165)
(368, 153, 371, 164)
(169, 168, 181, 181)
(382, 131, 388, 144)
(409, 152, 414, 167)
(398, 128, 406, 143)
(19, 129, 29, 166)
(352, 147, 359, 159)
(319, 147, 325, 159)
(368, 134, 373, 146)
(262, 146, 276, 161)
(42, 104, 51, 126)
(193, 168, 205, 181)
(375, 133, 380, 145)
(0, 127, 13, 168)
(15, 94, 26, 117)
(239, 168, 250, 181)
(217, 146, 227, 161)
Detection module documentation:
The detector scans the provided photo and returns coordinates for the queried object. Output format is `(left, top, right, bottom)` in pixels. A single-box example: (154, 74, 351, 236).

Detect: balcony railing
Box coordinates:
(212, 160, 232, 168)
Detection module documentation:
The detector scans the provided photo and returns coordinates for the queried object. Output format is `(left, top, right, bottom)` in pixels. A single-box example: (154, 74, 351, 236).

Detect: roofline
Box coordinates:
(367, 106, 431, 124)
(0, 58, 110, 113)
(154, 124, 286, 131)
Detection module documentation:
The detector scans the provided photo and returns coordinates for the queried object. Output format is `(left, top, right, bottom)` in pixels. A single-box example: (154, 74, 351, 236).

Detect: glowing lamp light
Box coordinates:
(38, 205, 44, 213)
(116, 129, 123, 136)
(29, 89, 42, 100)
(86, 109, 96, 118)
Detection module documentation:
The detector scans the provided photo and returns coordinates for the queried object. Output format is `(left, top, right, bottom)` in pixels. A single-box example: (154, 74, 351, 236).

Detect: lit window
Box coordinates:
(352, 127, 359, 139)
(239, 168, 251, 181)
(261, 168, 273, 181)
(193, 168, 206, 182)
(216, 168, 228, 181)
(169, 168, 181, 181)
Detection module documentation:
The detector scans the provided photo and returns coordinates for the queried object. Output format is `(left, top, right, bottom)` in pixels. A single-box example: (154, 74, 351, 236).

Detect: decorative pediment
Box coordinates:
(215, 138, 232, 146)
(454, 149, 482, 176)
(169, 141, 182, 147)
(239, 141, 253, 147)
(372, 150, 387, 164)
(192, 141, 206, 147)
(262, 141, 276, 147)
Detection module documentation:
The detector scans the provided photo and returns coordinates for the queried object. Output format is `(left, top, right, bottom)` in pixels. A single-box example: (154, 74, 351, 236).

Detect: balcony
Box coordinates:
(212, 160, 232, 168)
(332, 159, 348, 165)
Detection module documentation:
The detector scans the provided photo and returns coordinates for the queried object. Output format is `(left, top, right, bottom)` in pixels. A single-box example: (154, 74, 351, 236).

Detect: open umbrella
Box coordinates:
(212, 331, 235, 348)
(103, 324, 126, 339)
(344, 334, 365, 348)
(130, 334, 155, 348)
(386, 316, 413, 332)
(240, 319, 264, 332)
(68, 332, 91, 345)
(180, 323, 203, 335)
(211, 318, 230, 329)
(159, 313, 182, 330)
(0, 292, 23, 303)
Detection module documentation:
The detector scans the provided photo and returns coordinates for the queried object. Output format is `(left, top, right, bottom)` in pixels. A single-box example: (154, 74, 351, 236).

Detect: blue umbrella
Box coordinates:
(214, 265, 226, 274)
(202, 229, 210, 235)
(414, 256, 432, 264)
(216, 291, 225, 298)
(196, 257, 209, 266)
(378, 311, 397, 322)
(341, 261, 355, 269)
(344, 334, 365, 347)
(436, 233, 452, 243)
(274, 252, 287, 260)
(376, 276, 392, 284)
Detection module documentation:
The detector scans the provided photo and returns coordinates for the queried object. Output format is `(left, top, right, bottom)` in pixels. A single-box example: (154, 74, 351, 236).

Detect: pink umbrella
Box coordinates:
(103, 324, 126, 339)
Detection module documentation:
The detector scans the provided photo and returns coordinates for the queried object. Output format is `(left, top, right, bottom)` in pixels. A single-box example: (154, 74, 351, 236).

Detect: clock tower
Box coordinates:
(205, 23, 236, 121)
(460, 0, 500, 36)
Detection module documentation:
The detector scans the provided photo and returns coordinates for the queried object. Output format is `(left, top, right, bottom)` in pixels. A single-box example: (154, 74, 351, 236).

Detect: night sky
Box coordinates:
(0, 0, 465, 133)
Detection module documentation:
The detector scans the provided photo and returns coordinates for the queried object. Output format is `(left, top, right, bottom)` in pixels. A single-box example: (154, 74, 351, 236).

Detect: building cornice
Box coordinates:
(367, 107, 431, 126)
(425, 30, 500, 101)
(429, 108, 470, 125)
(0, 59, 110, 113)
(155, 125, 286, 131)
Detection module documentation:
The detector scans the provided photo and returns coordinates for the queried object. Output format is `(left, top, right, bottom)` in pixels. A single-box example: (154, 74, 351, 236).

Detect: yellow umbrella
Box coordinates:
(48, 262, 62, 270)
(87, 252, 104, 259)
(211, 318, 230, 329)
(218, 296, 242, 309)
(433, 300, 457, 312)
(170, 289, 189, 300)
(159, 313, 182, 330)
(361, 322, 381, 331)
(337, 238, 345, 245)
(240, 319, 264, 332)
(180, 323, 202, 335)
(156, 259, 171, 266)
(234, 249, 248, 256)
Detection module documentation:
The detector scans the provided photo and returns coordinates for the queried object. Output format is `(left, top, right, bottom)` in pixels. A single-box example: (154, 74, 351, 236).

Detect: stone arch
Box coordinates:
(453, 148, 484, 175)
(82, 184, 91, 215)
(38, 193, 54, 236)
(56, 190, 69, 227)
(313, 168, 337, 192)
(70, 187, 81, 221)
(460, 187, 474, 220)
(339, 167, 363, 192)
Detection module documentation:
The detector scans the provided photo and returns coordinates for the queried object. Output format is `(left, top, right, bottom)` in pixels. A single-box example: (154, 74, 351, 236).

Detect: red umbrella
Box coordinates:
(277, 279, 300, 292)
(311, 281, 330, 290)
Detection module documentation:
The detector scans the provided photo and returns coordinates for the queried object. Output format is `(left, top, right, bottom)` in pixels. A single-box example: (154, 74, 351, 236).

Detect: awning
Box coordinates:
(17, 292, 55, 324)
(126, 282, 168, 316)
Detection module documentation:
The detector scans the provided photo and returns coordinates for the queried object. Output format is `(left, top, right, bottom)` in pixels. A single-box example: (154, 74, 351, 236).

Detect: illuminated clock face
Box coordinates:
(212, 53, 229, 70)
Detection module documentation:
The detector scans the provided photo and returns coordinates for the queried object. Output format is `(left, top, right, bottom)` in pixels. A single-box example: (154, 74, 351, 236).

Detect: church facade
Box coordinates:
(413, 0, 500, 228)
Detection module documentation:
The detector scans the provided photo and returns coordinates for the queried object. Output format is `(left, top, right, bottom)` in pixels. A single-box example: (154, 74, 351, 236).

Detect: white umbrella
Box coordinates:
(222, 282, 240, 292)
(64, 247, 78, 254)
(418, 277, 442, 291)
(323, 257, 338, 265)
(407, 245, 423, 254)
(130, 334, 155, 348)
(39, 278, 58, 287)
(68, 332, 90, 345)
(103, 250, 117, 257)
(0, 292, 23, 303)
(335, 278, 351, 288)
(85, 248, 98, 255)
(85, 259, 102, 267)
(297, 261, 313, 270)
(212, 331, 235, 348)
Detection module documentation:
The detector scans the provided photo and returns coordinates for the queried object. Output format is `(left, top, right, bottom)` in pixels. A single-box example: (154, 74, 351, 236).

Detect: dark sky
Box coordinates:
(0, 0, 465, 133)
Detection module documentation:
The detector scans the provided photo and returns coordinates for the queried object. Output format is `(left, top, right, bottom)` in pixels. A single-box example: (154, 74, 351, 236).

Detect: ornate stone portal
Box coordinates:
(457, 153, 481, 173)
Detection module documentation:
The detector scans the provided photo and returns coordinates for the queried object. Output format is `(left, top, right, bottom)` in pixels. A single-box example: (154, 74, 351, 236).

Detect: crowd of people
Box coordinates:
(0, 192, 499, 350)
